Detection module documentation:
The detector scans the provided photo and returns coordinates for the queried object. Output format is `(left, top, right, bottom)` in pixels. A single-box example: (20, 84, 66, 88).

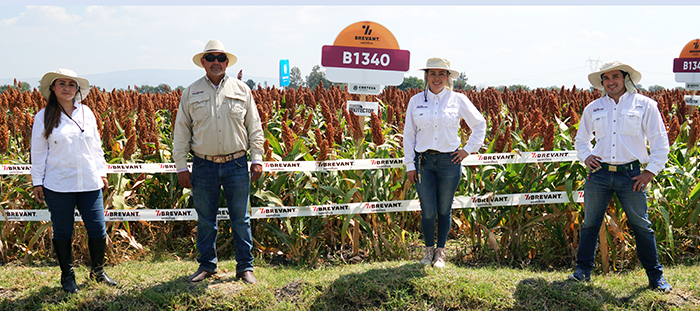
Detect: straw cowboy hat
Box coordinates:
(39, 69, 90, 100)
(192, 39, 238, 68)
(587, 60, 642, 91)
(418, 57, 460, 79)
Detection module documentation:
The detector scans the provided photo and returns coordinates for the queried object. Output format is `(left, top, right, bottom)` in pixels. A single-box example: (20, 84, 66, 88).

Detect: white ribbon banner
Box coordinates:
(1, 191, 584, 222)
(0, 151, 580, 175)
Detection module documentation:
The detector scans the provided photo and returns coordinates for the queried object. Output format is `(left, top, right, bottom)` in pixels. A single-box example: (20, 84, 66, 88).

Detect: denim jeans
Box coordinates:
(414, 151, 462, 248)
(575, 166, 663, 281)
(191, 155, 253, 274)
(43, 187, 106, 240)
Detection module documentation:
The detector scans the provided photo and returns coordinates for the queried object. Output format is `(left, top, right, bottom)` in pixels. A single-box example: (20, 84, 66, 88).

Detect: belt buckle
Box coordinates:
(609, 165, 617, 172)
(212, 156, 226, 164)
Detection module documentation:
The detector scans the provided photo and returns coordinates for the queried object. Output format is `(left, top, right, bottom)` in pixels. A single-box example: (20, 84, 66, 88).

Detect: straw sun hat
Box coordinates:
(418, 57, 460, 79)
(587, 60, 642, 90)
(39, 68, 90, 100)
(192, 39, 238, 68)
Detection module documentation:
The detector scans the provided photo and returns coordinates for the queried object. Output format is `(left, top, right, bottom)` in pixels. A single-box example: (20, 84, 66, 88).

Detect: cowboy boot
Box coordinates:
(87, 238, 118, 286)
(53, 239, 78, 293)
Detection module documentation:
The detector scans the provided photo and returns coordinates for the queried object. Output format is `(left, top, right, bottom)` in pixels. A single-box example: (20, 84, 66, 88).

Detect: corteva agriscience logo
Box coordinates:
(317, 160, 355, 170)
(107, 164, 143, 172)
(3, 211, 38, 218)
(258, 207, 298, 218)
(264, 162, 301, 170)
(371, 159, 403, 167)
(2, 165, 31, 174)
(530, 152, 570, 161)
(364, 202, 402, 211)
(155, 210, 192, 217)
(477, 154, 516, 163)
(312, 204, 350, 215)
(104, 210, 141, 218)
(524, 193, 564, 203)
(471, 196, 509, 206)
(355, 25, 379, 44)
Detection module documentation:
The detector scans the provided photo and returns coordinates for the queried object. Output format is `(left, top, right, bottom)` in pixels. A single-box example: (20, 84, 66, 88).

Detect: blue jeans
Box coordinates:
(191, 155, 253, 274)
(575, 167, 663, 281)
(414, 151, 462, 248)
(43, 187, 106, 240)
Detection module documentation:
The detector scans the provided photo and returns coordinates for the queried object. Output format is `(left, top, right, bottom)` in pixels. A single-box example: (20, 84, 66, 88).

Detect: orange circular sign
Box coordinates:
(332, 21, 400, 50)
(679, 39, 700, 58)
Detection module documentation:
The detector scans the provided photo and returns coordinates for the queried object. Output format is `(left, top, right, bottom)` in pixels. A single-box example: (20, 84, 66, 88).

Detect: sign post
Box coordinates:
(321, 21, 410, 256)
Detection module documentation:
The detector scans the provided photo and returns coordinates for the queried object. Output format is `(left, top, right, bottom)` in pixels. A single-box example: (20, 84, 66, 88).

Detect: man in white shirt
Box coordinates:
(173, 40, 264, 284)
(570, 61, 672, 292)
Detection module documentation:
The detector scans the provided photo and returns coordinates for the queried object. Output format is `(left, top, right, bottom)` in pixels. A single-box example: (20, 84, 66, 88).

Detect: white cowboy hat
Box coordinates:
(587, 60, 642, 90)
(418, 57, 460, 79)
(192, 39, 238, 68)
(39, 69, 90, 100)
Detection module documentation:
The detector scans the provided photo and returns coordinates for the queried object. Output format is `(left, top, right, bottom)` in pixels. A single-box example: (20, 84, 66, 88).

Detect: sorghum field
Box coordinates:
(1, 81, 698, 272)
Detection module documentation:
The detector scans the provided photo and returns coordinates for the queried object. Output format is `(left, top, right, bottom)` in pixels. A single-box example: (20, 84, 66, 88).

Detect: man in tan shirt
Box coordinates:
(173, 40, 264, 284)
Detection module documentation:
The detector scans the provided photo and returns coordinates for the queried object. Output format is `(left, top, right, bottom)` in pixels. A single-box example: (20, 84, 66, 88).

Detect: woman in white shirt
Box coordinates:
(30, 69, 117, 293)
(403, 58, 486, 268)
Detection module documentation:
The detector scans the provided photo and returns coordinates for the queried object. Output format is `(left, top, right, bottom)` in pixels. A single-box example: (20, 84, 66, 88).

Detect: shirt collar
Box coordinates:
(205, 74, 228, 88)
(605, 91, 630, 103)
(428, 88, 448, 100)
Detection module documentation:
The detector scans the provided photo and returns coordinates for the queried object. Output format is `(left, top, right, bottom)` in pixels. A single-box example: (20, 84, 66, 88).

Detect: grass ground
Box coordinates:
(1, 254, 699, 311)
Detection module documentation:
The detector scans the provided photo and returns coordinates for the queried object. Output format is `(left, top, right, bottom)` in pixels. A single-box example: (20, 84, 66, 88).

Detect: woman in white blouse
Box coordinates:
(403, 58, 486, 268)
(30, 69, 117, 293)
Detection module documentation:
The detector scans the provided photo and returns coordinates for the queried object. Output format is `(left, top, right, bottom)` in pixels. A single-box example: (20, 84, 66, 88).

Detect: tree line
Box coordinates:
(0, 66, 678, 95)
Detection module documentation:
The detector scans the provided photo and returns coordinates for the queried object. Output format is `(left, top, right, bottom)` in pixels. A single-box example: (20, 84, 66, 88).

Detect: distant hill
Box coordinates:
(1, 69, 277, 91)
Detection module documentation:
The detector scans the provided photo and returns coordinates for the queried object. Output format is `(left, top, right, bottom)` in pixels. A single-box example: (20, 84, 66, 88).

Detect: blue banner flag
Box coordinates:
(279, 59, 290, 87)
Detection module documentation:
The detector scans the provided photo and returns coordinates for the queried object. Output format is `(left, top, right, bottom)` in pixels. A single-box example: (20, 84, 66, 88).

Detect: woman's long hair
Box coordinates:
(42, 85, 64, 139)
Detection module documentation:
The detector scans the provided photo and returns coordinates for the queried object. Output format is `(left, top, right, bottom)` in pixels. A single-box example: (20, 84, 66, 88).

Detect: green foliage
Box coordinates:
(289, 66, 305, 89)
(0, 81, 32, 93)
(305, 65, 333, 90)
(397, 76, 423, 91)
(245, 79, 256, 90)
(136, 83, 171, 94)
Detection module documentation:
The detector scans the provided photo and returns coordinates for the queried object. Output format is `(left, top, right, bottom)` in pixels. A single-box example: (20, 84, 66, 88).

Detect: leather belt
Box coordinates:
(193, 150, 246, 163)
(601, 160, 640, 172)
(424, 149, 443, 154)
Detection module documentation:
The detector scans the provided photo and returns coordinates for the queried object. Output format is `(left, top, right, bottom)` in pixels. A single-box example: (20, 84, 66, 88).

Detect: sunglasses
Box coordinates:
(203, 53, 228, 63)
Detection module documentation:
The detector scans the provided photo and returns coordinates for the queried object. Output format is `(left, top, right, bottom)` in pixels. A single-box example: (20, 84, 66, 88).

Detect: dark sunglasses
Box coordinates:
(203, 53, 228, 63)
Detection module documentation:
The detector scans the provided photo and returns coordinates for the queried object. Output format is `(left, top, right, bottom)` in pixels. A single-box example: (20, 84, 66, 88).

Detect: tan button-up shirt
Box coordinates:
(173, 75, 264, 171)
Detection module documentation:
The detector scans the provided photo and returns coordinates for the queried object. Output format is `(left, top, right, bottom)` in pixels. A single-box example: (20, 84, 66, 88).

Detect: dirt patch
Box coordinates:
(274, 280, 309, 303)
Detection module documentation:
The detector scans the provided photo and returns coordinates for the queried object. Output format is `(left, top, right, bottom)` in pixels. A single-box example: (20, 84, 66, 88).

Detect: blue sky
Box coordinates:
(1, 2, 698, 89)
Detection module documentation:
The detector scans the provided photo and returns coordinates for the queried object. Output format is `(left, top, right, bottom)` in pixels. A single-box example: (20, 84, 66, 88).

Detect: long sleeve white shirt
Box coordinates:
(30, 102, 107, 192)
(403, 88, 487, 171)
(574, 92, 669, 175)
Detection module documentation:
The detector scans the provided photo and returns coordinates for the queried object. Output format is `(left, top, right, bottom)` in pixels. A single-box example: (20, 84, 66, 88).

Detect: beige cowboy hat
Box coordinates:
(39, 68, 90, 100)
(418, 57, 460, 79)
(192, 39, 238, 68)
(587, 60, 642, 90)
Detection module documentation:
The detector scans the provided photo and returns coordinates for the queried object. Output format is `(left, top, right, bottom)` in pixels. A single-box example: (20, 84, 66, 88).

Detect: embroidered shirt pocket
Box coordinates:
(412, 106, 431, 131)
(226, 94, 247, 120)
(188, 93, 211, 122)
(443, 106, 460, 128)
(621, 109, 642, 136)
(592, 110, 607, 139)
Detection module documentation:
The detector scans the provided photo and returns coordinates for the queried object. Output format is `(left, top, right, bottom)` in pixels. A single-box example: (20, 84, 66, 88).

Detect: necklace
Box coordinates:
(58, 103, 85, 133)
